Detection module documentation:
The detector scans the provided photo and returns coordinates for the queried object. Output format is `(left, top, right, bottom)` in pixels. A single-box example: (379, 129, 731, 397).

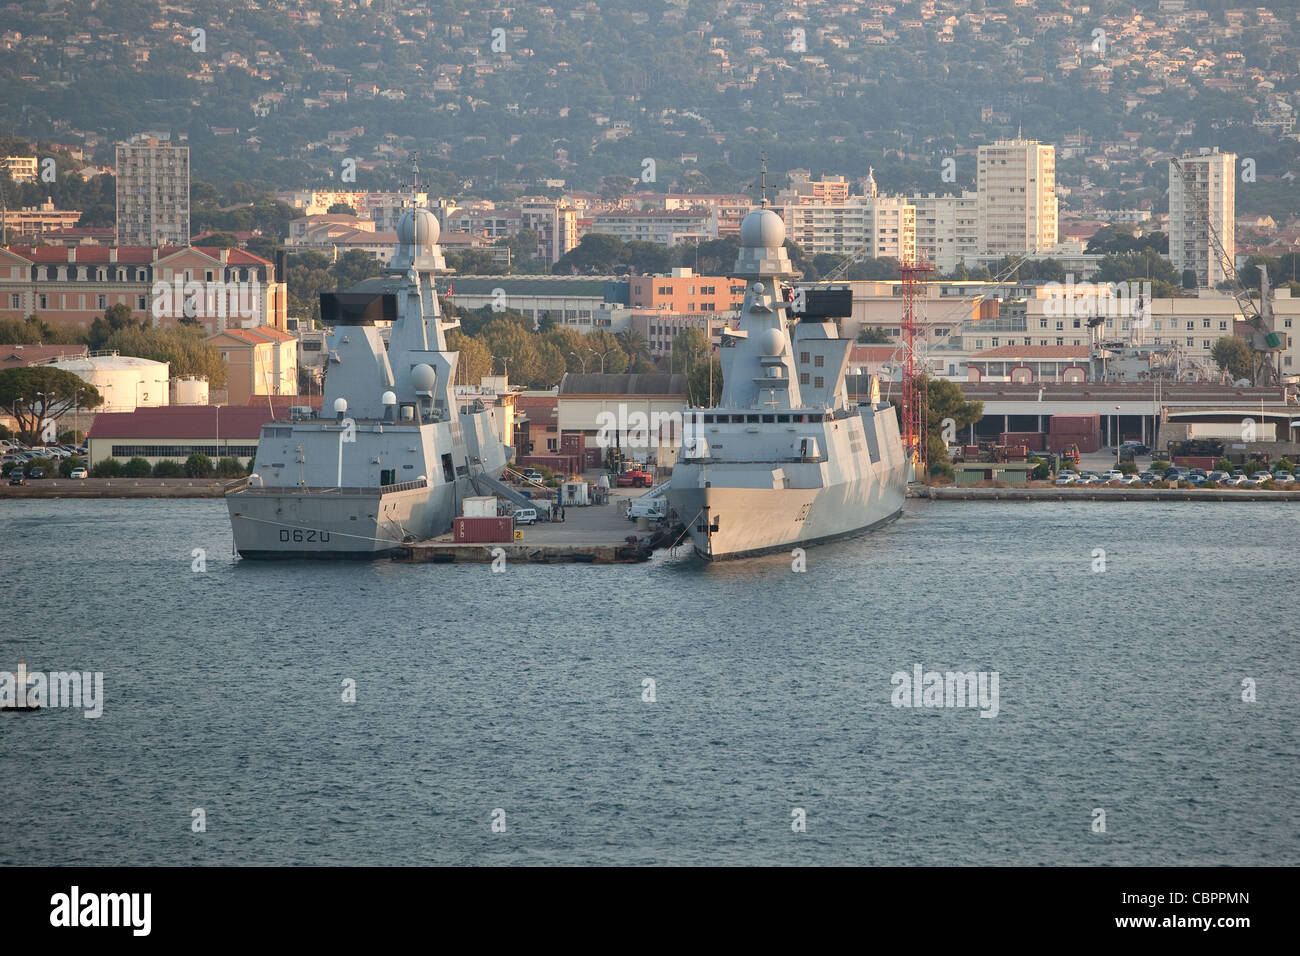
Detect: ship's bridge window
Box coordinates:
(746, 415, 759, 423)
(777, 414, 791, 423)
(703, 414, 715, 424)
(762, 414, 775, 423)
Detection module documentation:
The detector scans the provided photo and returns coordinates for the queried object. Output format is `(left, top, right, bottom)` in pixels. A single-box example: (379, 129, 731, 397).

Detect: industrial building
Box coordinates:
(86, 405, 274, 467)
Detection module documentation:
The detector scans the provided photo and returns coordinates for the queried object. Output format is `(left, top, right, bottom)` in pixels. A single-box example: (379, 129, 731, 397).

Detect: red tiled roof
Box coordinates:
(0, 245, 271, 266)
(849, 345, 898, 362)
(0, 344, 90, 366)
(515, 395, 558, 426)
(87, 406, 275, 440)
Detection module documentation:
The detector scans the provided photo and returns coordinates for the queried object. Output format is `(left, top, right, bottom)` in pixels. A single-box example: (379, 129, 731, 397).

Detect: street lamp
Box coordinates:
(1115, 405, 1121, 467)
(568, 351, 590, 374)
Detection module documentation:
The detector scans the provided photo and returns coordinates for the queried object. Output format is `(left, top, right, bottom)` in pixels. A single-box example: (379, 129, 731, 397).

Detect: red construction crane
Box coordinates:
(899, 260, 934, 473)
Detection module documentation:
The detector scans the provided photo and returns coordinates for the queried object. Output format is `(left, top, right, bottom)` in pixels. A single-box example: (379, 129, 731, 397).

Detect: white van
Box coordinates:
(512, 507, 538, 526)
(627, 497, 669, 522)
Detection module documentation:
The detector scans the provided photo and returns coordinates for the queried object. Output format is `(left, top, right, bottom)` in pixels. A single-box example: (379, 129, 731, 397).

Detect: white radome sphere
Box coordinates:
(333, 397, 348, 414)
(396, 207, 440, 248)
(381, 390, 397, 406)
(756, 326, 784, 356)
(740, 207, 786, 248)
(411, 363, 436, 391)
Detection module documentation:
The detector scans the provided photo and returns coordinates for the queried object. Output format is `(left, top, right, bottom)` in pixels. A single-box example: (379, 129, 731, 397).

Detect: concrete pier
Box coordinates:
(393, 487, 662, 564)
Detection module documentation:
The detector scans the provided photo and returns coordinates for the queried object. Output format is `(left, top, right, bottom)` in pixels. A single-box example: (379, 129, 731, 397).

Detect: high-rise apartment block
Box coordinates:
(977, 139, 1057, 255)
(1168, 147, 1235, 288)
(115, 142, 190, 246)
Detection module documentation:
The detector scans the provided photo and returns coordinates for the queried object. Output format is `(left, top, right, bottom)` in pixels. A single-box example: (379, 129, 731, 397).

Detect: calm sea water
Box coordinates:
(1, 498, 1296, 866)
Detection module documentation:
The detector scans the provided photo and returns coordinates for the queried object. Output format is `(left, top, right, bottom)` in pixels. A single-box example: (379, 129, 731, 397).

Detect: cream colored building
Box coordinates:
(206, 326, 298, 405)
(1169, 148, 1235, 288)
(779, 196, 916, 262)
(977, 139, 1058, 255)
(3, 156, 38, 183)
(908, 192, 979, 272)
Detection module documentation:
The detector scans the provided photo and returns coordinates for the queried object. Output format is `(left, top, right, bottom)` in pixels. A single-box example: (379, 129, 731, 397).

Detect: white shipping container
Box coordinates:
(462, 495, 498, 518)
(1189, 422, 1276, 442)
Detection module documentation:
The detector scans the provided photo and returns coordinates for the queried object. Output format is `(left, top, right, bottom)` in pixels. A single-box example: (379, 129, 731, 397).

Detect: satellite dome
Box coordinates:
(756, 326, 784, 356)
(410, 363, 436, 391)
(396, 206, 440, 248)
(740, 207, 786, 249)
(333, 397, 348, 414)
(381, 390, 397, 406)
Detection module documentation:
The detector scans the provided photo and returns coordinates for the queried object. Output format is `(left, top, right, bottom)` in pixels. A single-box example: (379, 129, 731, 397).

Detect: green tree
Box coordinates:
(215, 457, 245, 477)
(0, 367, 104, 442)
(58, 455, 85, 477)
(1210, 336, 1254, 381)
(669, 328, 710, 374)
(686, 356, 722, 406)
(481, 319, 540, 384)
(554, 234, 624, 274)
(445, 330, 494, 385)
(185, 453, 215, 478)
(91, 458, 123, 477)
(122, 457, 152, 477)
(326, 202, 358, 215)
(153, 459, 185, 477)
(533, 342, 567, 388)
(616, 328, 649, 364)
(857, 327, 893, 344)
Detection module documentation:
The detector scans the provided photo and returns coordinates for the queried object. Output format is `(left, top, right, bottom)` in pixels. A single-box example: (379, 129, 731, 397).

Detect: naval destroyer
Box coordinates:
(666, 201, 909, 560)
(226, 203, 511, 558)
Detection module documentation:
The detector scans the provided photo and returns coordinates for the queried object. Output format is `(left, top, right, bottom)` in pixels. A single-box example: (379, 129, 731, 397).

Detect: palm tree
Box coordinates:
(616, 328, 649, 364)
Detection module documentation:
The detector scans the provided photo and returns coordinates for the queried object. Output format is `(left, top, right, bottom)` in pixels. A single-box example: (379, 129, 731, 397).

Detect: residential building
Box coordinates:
(627, 268, 744, 314)
(977, 138, 1058, 255)
(779, 195, 916, 262)
(115, 142, 190, 246)
(3, 155, 38, 183)
(589, 208, 717, 246)
(206, 326, 299, 405)
(1169, 147, 1236, 288)
(0, 245, 286, 333)
(908, 192, 979, 272)
(519, 198, 579, 264)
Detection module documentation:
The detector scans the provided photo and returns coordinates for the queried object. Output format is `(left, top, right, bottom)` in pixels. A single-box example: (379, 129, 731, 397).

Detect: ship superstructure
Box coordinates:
(666, 201, 908, 559)
(226, 204, 509, 558)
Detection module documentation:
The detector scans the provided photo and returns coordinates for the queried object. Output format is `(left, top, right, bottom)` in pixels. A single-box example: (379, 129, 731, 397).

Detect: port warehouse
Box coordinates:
(935, 383, 1298, 453)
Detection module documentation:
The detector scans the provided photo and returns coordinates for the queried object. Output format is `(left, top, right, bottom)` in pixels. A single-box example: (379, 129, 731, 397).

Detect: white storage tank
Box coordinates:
(173, 376, 209, 406)
(51, 353, 171, 412)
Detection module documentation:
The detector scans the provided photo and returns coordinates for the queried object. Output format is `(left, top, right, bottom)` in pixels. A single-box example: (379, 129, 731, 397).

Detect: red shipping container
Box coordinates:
(454, 516, 514, 543)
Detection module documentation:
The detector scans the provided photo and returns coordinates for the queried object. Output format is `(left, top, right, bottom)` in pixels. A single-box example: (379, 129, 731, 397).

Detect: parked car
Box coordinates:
(512, 507, 538, 526)
(69, 467, 88, 479)
(27, 467, 44, 479)
(1251, 471, 1272, 482)
(1271, 472, 1293, 484)
(1119, 441, 1150, 456)
(1054, 474, 1076, 486)
(1101, 470, 1124, 481)
(8, 470, 25, 485)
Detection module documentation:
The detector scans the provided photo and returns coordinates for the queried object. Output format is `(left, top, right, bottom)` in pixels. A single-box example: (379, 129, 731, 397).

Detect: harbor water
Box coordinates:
(1, 498, 1295, 865)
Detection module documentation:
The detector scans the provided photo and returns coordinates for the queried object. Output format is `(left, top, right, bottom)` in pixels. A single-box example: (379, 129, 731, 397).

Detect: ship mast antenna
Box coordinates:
(758, 152, 768, 208)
